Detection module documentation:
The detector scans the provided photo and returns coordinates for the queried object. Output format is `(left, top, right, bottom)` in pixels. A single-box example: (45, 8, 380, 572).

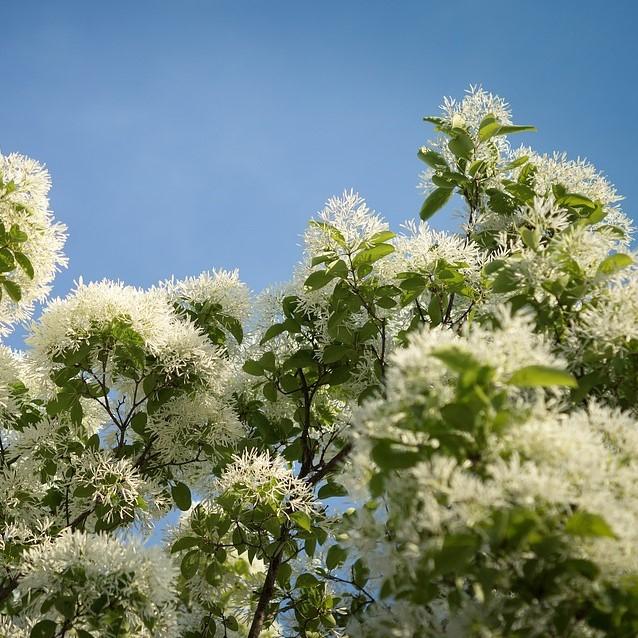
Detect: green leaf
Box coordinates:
(420, 187, 453, 221)
(3, 279, 21, 302)
(296, 572, 320, 588)
(480, 114, 536, 141)
(0, 248, 15, 272)
(311, 253, 333, 267)
(368, 230, 397, 245)
(580, 204, 606, 226)
(427, 295, 442, 327)
(565, 511, 616, 538)
(171, 536, 201, 553)
(277, 561, 293, 587)
(508, 365, 577, 388)
(260, 322, 287, 345)
(371, 439, 421, 470)
(317, 482, 348, 499)
(434, 533, 480, 574)
(504, 182, 535, 203)
(326, 544, 348, 570)
(30, 621, 57, 638)
(440, 403, 474, 430)
(326, 259, 348, 278)
(225, 616, 239, 632)
(130, 412, 147, 436)
(54, 595, 76, 618)
(352, 243, 395, 268)
(423, 115, 446, 127)
(417, 147, 448, 169)
(259, 351, 276, 372)
(242, 359, 264, 376)
(519, 227, 540, 250)
(487, 188, 517, 215)
(180, 549, 200, 578)
(283, 349, 316, 371)
(596, 253, 633, 278)
(483, 259, 505, 275)
(557, 192, 596, 209)
(491, 268, 520, 293)
(321, 344, 352, 364)
(291, 510, 312, 532)
(304, 269, 336, 290)
(478, 113, 501, 141)
(502, 155, 529, 170)
(263, 381, 277, 402)
(309, 220, 346, 247)
(9, 224, 28, 242)
(448, 130, 473, 160)
(353, 558, 370, 587)
(497, 124, 536, 136)
(172, 482, 192, 511)
(431, 346, 480, 373)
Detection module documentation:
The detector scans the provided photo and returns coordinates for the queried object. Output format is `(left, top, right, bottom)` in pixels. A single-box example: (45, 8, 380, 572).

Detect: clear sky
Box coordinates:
(1, 0, 637, 338)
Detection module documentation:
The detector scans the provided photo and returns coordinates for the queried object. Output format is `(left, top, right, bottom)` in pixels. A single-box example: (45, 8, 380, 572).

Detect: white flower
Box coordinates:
(27, 279, 223, 388)
(70, 452, 169, 527)
(0, 152, 67, 334)
(19, 530, 178, 636)
(304, 190, 388, 255)
(570, 273, 638, 356)
(389, 307, 565, 400)
(216, 449, 317, 518)
(512, 146, 633, 239)
(440, 86, 512, 134)
(384, 220, 481, 278)
(423, 86, 513, 177)
(146, 390, 245, 486)
(0, 345, 24, 412)
(163, 268, 251, 323)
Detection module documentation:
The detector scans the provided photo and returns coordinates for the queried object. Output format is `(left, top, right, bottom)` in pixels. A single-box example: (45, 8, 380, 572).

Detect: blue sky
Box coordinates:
(1, 0, 637, 339)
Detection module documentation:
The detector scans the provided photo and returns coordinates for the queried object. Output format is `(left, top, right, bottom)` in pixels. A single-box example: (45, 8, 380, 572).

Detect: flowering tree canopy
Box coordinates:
(1, 87, 637, 637)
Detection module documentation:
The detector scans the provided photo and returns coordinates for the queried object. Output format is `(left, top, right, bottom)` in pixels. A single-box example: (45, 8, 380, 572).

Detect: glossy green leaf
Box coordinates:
(172, 482, 192, 511)
(420, 187, 453, 221)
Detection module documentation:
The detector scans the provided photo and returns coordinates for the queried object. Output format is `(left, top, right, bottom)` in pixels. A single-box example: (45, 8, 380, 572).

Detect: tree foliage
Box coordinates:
(1, 87, 638, 637)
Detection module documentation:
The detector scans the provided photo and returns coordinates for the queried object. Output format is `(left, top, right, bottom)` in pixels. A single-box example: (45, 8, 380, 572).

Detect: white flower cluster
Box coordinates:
(569, 274, 638, 358)
(303, 190, 389, 256)
(164, 268, 251, 323)
(384, 220, 481, 279)
(419, 86, 513, 193)
(391, 308, 565, 404)
(346, 307, 638, 635)
(0, 152, 67, 334)
(147, 389, 245, 487)
(18, 530, 178, 636)
(0, 345, 24, 413)
(440, 85, 512, 135)
(70, 452, 169, 528)
(168, 502, 283, 637)
(27, 280, 218, 382)
(510, 147, 633, 240)
(515, 147, 626, 212)
(216, 449, 317, 519)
